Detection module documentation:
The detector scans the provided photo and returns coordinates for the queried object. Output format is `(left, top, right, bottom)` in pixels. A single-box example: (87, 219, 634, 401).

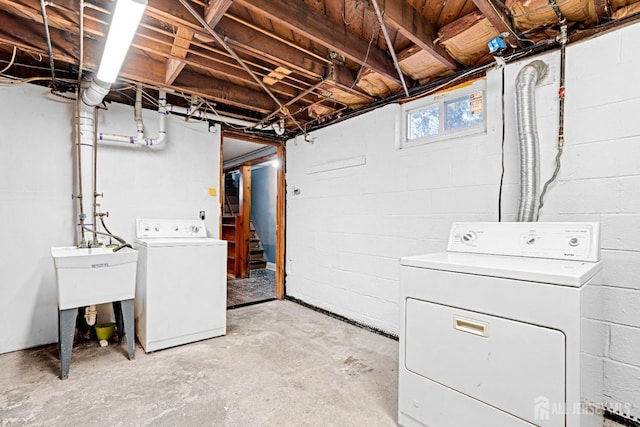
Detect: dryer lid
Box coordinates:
(400, 251, 602, 287)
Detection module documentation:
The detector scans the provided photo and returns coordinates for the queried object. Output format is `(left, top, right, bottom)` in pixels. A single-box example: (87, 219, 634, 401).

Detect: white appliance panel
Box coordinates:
(399, 222, 603, 427)
(405, 298, 565, 426)
(401, 251, 602, 287)
(399, 370, 537, 427)
(447, 222, 600, 262)
(134, 218, 227, 353)
(144, 244, 226, 344)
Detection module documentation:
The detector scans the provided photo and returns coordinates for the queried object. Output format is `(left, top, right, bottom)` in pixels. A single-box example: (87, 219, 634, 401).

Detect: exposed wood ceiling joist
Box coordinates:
(381, 0, 461, 70)
(0, 0, 638, 137)
(233, 0, 401, 84)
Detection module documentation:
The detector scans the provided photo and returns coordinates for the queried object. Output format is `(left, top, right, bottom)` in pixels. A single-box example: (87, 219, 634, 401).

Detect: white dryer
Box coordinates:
(134, 219, 227, 352)
(399, 222, 602, 427)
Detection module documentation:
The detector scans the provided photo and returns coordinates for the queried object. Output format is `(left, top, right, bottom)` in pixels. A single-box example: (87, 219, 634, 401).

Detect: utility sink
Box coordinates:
(51, 246, 138, 310)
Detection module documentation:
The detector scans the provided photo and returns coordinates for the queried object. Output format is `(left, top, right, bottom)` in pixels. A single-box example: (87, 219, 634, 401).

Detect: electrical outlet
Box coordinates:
(199, 211, 205, 220)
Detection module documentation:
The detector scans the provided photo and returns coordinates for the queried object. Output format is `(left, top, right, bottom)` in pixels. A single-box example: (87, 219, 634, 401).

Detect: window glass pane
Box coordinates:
(444, 95, 483, 131)
(408, 105, 439, 140)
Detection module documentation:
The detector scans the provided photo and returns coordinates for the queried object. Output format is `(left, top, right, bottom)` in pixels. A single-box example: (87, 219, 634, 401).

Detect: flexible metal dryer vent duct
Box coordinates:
(515, 60, 548, 222)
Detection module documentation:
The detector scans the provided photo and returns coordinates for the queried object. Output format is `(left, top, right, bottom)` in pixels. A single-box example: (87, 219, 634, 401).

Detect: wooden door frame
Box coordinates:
(221, 130, 286, 300)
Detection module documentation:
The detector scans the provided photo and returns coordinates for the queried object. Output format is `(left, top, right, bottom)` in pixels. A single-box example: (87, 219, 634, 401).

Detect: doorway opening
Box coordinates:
(221, 131, 285, 308)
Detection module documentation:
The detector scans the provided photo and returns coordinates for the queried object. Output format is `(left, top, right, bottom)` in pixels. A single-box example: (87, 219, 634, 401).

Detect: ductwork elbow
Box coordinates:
(515, 60, 548, 222)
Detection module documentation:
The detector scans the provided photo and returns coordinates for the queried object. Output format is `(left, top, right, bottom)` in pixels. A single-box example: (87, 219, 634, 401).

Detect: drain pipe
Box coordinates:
(77, 78, 111, 247)
(134, 84, 145, 141)
(515, 60, 548, 222)
(98, 87, 168, 147)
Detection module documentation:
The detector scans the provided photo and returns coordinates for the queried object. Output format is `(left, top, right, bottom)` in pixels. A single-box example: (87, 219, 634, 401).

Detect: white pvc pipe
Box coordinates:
(134, 84, 144, 141)
(163, 103, 283, 133)
(98, 89, 168, 148)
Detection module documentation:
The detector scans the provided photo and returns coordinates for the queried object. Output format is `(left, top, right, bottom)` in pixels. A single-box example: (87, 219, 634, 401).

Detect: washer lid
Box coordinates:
(400, 251, 602, 287)
(135, 237, 227, 247)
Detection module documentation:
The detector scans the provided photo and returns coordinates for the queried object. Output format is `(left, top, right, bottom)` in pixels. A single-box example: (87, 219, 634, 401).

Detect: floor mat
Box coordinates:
(227, 268, 276, 308)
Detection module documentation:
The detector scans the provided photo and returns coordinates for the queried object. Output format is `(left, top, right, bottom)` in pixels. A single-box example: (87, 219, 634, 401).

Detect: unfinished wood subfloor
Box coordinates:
(0, 300, 398, 426)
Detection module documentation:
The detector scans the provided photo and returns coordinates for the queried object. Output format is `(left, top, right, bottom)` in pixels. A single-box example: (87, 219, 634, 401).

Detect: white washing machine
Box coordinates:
(399, 222, 603, 427)
(134, 219, 227, 352)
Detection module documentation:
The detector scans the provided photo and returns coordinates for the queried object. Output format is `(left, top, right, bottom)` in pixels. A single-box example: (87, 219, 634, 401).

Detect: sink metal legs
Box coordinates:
(58, 298, 135, 380)
(113, 299, 135, 360)
(58, 307, 78, 380)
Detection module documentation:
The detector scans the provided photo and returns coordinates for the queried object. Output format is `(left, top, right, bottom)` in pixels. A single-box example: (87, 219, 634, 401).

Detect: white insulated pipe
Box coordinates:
(515, 60, 548, 222)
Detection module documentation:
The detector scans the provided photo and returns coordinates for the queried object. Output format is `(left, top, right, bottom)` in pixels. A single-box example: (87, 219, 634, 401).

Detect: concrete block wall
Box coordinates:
(0, 84, 221, 354)
(545, 23, 640, 420)
(286, 71, 504, 333)
(286, 22, 640, 419)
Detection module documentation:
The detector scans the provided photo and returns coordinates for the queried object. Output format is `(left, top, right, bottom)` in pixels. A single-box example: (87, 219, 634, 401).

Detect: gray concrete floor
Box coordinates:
(0, 300, 399, 426)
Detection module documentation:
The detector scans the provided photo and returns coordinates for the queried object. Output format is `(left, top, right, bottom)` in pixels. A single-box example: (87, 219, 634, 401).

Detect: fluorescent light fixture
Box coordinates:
(96, 0, 147, 83)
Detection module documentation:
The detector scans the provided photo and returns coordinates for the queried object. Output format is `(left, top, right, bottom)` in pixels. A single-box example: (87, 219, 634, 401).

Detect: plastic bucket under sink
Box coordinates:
(95, 322, 116, 341)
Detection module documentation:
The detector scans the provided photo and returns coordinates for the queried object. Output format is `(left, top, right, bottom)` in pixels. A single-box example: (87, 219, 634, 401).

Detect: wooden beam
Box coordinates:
(165, 27, 194, 84)
(215, 17, 326, 80)
(0, 11, 280, 114)
(0, 0, 310, 102)
(205, 0, 233, 25)
(329, 63, 375, 103)
(233, 0, 401, 84)
(164, 0, 231, 85)
(470, 0, 523, 48)
(173, 69, 277, 113)
(146, 0, 329, 82)
(239, 164, 252, 279)
(165, 58, 187, 85)
(133, 28, 301, 100)
(275, 144, 285, 300)
(381, 0, 460, 70)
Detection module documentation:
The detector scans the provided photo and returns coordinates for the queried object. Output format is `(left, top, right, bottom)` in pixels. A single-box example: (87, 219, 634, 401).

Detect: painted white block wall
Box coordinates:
(286, 73, 503, 333)
(286, 22, 640, 419)
(0, 84, 221, 354)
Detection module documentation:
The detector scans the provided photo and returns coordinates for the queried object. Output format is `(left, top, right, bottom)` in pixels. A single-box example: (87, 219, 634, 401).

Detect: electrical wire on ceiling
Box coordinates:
(352, 13, 379, 87)
(38, 0, 58, 89)
(133, 83, 260, 131)
(0, 47, 17, 74)
(484, 0, 535, 45)
(0, 75, 77, 86)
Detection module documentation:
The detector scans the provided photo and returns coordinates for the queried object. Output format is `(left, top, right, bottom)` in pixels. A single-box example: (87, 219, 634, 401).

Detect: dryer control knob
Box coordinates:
(462, 231, 477, 244)
(569, 237, 579, 247)
(190, 225, 200, 233)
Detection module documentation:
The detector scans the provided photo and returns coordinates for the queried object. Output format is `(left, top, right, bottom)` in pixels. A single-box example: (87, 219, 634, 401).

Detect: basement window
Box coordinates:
(402, 79, 486, 148)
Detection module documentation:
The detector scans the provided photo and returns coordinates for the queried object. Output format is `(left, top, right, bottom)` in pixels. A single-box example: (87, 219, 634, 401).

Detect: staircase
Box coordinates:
(223, 172, 268, 278)
(224, 173, 239, 216)
(249, 224, 267, 270)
